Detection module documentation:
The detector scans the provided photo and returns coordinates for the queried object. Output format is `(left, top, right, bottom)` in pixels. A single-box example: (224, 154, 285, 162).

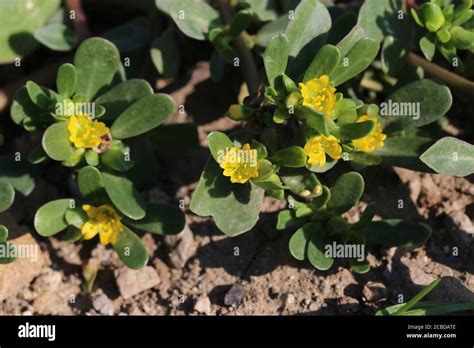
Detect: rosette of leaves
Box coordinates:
(277, 172, 431, 273)
(411, 0, 474, 67)
(11, 37, 176, 171)
(377, 279, 474, 315)
(34, 166, 186, 269)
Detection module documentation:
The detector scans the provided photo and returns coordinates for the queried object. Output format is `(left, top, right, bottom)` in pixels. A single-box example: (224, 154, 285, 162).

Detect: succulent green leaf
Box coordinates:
(0, 242, 17, 264)
(420, 137, 474, 177)
(0, 225, 8, 242)
(34, 198, 74, 236)
(276, 209, 308, 230)
(381, 79, 452, 133)
(95, 79, 153, 121)
(42, 122, 76, 161)
(77, 166, 104, 197)
(336, 120, 374, 140)
(361, 219, 431, 247)
(289, 223, 312, 260)
(263, 34, 289, 86)
(124, 203, 185, 235)
(0, 0, 60, 64)
(331, 37, 379, 86)
(56, 63, 77, 98)
(65, 208, 87, 229)
(303, 44, 340, 82)
(327, 172, 364, 214)
(111, 94, 175, 139)
(113, 226, 149, 270)
(296, 106, 329, 136)
(419, 34, 436, 61)
(101, 146, 134, 172)
(270, 146, 306, 168)
(228, 9, 253, 38)
(207, 131, 234, 163)
(255, 15, 290, 47)
(284, 0, 331, 79)
(34, 23, 77, 51)
(280, 167, 321, 198)
(307, 227, 334, 271)
(74, 37, 120, 101)
(0, 181, 15, 213)
(190, 159, 264, 237)
(26, 81, 53, 110)
(102, 172, 146, 220)
(169, 0, 220, 41)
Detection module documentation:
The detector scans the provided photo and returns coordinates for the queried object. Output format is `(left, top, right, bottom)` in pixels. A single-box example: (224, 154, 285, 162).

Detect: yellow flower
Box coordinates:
(352, 115, 387, 153)
(299, 75, 337, 118)
(219, 143, 259, 184)
(67, 114, 109, 148)
(81, 204, 123, 245)
(304, 135, 342, 167)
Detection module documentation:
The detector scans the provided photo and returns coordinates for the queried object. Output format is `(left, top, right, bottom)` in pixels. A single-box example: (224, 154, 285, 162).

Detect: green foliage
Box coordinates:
(420, 137, 474, 176)
(411, 0, 474, 66)
(9, 37, 185, 270)
(0, 0, 60, 63)
(377, 279, 474, 316)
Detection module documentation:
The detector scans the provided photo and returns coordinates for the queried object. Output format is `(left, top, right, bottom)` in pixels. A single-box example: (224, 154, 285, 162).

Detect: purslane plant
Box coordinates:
(10, 37, 185, 269)
(411, 0, 474, 67)
(190, 0, 471, 273)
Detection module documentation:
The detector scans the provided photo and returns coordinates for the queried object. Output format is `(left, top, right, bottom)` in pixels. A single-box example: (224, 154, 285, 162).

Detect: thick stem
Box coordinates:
(407, 52, 474, 97)
(218, 0, 260, 95)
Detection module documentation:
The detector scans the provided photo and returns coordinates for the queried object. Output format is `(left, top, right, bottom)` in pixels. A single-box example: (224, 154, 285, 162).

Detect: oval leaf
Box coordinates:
(304, 44, 341, 82)
(420, 137, 474, 177)
(289, 223, 312, 260)
(34, 198, 73, 236)
(327, 172, 364, 214)
(102, 172, 146, 220)
(74, 37, 120, 101)
(381, 79, 452, 133)
(111, 94, 175, 139)
(34, 23, 77, 51)
(113, 226, 149, 269)
(170, 0, 220, 40)
(56, 63, 77, 98)
(95, 79, 153, 121)
(270, 146, 307, 168)
(263, 34, 289, 86)
(307, 227, 334, 271)
(77, 166, 104, 197)
(0, 181, 15, 213)
(42, 122, 76, 161)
